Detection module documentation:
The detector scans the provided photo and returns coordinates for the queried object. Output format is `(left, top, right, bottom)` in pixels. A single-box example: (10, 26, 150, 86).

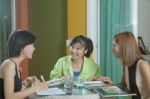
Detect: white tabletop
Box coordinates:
(29, 94, 101, 99)
(29, 87, 115, 99)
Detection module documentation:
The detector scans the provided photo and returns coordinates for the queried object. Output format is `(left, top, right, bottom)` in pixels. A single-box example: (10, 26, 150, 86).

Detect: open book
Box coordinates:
(84, 81, 104, 85)
(36, 87, 65, 95)
(91, 84, 136, 97)
(83, 81, 107, 88)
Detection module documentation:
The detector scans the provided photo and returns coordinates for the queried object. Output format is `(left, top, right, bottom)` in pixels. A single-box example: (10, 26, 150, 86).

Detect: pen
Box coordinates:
(40, 75, 45, 82)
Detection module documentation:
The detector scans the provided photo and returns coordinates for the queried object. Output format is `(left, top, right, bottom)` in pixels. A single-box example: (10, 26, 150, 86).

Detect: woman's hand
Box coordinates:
(96, 76, 113, 84)
(34, 81, 48, 91)
(22, 76, 40, 88)
(92, 76, 113, 84)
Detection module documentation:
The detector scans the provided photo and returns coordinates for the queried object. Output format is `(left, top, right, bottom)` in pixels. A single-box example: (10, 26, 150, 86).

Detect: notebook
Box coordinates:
(48, 78, 64, 87)
(36, 87, 65, 96)
(92, 84, 136, 97)
(83, 81, 106, 88)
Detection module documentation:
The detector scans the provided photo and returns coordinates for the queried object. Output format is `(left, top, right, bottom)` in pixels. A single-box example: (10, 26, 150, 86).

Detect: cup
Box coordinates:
(75, 79, 84, 88)
(63, 76, 74, 94)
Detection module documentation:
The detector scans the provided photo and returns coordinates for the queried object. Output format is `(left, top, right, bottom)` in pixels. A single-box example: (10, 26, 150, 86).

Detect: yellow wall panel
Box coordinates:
(67, 0, 87, 39)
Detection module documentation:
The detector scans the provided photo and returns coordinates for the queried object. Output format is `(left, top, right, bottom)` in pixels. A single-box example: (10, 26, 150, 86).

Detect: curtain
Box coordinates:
(99, 0, 133, 83)
(0, 0, 12, 64)
(99, 1, 133, 99)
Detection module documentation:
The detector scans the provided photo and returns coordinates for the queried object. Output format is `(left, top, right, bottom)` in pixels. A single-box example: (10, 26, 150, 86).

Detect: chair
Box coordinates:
(138, 36, 147, 55)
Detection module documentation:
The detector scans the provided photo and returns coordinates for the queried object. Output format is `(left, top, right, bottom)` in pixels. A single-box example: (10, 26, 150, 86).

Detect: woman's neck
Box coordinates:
(72, 58, 84, 72)
(72, 58, 83, 66)
(11, 56, 24, 67)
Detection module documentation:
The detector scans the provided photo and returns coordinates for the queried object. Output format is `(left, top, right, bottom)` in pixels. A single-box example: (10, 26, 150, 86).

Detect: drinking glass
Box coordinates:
(63, 76, 74, 94)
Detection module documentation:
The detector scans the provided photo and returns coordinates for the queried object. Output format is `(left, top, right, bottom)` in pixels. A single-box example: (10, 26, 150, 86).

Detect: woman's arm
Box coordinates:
(22, 76, 40, 89)
(140, 60, 150, 93)
(50, 59, 64, 80)
(3, 62, 48, 99)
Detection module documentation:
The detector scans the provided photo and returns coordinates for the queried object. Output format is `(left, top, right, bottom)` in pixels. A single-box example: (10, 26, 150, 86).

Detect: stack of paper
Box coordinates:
(84, 81, 105, 87)
(48, 79, 63, 86)
(36, 87, 65, 96)
(84, 81, 103, 84)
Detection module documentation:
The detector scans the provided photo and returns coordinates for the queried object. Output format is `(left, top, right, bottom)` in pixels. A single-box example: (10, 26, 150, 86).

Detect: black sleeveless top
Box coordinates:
(128, 58, 141, 99)
(0, 59, 22, 99)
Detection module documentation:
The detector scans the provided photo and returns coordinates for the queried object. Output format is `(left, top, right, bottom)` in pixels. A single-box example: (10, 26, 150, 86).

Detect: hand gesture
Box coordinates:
(22, 76, 40, 88)
(34, 81, 48, 91)
(95, 76, 113, 84)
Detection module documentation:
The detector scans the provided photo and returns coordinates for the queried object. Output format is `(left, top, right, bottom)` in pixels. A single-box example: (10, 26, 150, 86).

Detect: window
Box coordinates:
(0, 0, 12, 63)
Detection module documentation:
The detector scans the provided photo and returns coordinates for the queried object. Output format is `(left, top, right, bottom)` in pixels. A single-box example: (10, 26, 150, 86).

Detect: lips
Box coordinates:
(71, 54, 79, 59)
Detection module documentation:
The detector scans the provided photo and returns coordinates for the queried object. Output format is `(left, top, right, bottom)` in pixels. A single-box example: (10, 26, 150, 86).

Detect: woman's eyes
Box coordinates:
(77, 47, 82, 50)
(72, 47, 82, 50)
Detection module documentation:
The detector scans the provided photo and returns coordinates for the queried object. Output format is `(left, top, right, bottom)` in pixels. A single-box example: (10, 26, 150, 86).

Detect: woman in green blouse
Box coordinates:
(50, 35, 100, 81)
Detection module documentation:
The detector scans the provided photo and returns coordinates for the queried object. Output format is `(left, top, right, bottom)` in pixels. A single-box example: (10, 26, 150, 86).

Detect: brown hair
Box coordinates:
(114, 32, 142, 67)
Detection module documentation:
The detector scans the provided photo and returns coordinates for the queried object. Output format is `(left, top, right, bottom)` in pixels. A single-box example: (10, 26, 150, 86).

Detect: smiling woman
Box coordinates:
(50, 35, 100, 81)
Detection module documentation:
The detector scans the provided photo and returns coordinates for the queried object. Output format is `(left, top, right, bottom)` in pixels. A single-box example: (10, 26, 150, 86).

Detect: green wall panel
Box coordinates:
(28, 0, 67, 80)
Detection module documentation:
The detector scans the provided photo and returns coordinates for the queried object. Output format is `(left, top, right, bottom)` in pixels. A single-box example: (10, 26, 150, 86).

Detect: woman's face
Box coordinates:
(70, 43, 85, 60)
(112, 41, 120, 58)
(21, 44, 35, 59)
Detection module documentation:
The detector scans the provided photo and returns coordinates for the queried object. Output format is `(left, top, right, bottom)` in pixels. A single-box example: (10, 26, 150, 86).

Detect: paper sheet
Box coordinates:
(36, 87, 65, 95)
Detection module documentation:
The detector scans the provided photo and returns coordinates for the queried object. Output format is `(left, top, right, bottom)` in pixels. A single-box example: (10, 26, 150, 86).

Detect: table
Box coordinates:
(29, 87, 115, 99)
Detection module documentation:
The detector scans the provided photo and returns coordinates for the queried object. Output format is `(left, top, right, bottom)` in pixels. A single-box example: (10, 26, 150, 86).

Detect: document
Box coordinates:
(48, 78, 62, 83)
(36, 87, 65, 96)
(39, 75, 63, 87)
(48, 78, 64, 87)
(83, 81, 106, 87)
(84, 81, 104, 84)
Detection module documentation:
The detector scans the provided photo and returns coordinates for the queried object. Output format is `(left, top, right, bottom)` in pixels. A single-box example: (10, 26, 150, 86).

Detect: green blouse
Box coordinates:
(50, 56, 100, 81)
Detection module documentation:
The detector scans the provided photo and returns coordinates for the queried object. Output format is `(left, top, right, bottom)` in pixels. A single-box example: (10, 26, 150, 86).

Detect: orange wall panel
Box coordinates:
(16, 0, 29, 80)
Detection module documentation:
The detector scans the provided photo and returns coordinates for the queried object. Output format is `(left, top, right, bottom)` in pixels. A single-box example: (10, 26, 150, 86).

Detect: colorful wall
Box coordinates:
(17, 0, 87, 80)
(28, 0, 67, 80)
(15, 0, 29, 80)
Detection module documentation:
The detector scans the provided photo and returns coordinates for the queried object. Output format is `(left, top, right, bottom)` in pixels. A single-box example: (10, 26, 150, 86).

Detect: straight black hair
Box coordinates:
(7, 29, 36, 58)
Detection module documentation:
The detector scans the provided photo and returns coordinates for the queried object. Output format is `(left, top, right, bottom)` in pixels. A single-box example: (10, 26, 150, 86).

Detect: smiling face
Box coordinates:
(21, 44, 35, 59)
(70, 43, 86, 60)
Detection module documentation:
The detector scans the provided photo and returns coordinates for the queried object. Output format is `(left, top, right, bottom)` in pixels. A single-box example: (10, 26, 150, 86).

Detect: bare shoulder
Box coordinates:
(1, 59, 16, 74)
(139, 59, 150, 73)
